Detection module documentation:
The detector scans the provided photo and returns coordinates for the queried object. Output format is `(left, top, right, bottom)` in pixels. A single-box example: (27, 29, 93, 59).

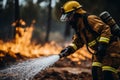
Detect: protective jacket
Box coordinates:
(67, 14, 120, 80)
(70, 15, 120, 57)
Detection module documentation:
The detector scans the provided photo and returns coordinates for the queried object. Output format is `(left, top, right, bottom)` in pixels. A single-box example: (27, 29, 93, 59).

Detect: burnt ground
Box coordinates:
(33, 58, 92, 80)
(0, 53, 92, 80)
(1, 56, 120, 80)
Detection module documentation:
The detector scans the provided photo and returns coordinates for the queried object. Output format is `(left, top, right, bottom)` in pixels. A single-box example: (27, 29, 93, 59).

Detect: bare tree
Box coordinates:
(45, 0, 52, 42)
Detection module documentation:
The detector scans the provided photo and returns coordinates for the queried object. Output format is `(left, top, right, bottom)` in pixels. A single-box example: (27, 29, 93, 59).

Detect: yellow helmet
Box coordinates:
(62, 1, 82, 13)
(60, 1, 86, 22)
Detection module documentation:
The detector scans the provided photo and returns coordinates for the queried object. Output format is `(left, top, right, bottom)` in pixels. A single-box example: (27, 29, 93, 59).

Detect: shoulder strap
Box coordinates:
(82, 13, 99, 54)
(82, 13, 99, 37)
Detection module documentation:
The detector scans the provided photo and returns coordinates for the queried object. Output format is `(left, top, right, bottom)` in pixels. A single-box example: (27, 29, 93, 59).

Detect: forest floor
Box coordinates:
(33, 58, 92, 80)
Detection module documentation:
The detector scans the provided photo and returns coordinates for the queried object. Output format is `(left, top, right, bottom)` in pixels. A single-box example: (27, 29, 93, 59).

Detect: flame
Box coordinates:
(68, 46, 92, 63)
(0, 20, 92, 64)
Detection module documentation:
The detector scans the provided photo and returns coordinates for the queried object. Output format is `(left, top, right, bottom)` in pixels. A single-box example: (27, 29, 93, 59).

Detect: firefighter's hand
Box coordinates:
(59, 46, 74, 58)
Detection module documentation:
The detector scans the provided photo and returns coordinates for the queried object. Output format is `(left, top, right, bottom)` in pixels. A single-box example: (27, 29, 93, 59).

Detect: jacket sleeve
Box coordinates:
(68, 34, 84, 51)
(88, 15, 112, 44)
(59, 34, 84, 58)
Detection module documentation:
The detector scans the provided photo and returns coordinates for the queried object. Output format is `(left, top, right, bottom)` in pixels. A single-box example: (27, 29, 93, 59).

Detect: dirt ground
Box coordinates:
(33, 58, 92, 80)
(0, 53, 92, 80)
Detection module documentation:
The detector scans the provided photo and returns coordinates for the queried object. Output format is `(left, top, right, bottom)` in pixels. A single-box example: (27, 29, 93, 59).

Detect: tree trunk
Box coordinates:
(45, 0, 52, 42)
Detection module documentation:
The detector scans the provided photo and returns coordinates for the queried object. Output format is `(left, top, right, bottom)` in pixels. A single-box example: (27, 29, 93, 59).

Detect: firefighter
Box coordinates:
(59, 1, 120, 80)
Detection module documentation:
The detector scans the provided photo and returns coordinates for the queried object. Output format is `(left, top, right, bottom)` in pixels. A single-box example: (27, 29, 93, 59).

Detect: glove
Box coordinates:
(59, 46, 75, 58)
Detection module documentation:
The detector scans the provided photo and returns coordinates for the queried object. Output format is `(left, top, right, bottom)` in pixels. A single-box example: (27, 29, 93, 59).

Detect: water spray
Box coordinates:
(0, 54, 61, 80)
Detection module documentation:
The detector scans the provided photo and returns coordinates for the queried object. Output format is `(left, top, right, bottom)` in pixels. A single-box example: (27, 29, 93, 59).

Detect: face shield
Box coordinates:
(60, 8, 75, 22)
(60, 13, 73, 22)
(60, 12, 75, 22)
